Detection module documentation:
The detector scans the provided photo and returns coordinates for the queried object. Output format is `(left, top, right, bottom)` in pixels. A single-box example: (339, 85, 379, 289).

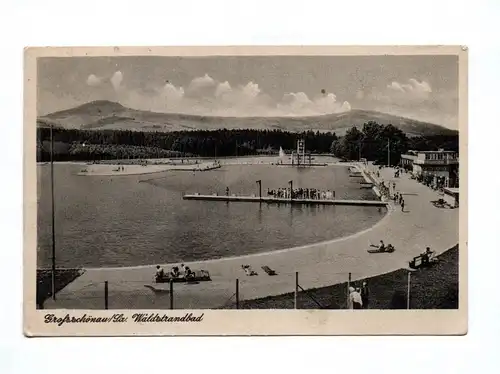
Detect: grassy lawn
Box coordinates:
(36, 268, 85, 309)
(230, 245, 459, 310)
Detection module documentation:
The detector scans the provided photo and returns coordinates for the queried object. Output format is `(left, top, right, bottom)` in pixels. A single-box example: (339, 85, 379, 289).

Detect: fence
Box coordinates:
(43, 269, 423, 310)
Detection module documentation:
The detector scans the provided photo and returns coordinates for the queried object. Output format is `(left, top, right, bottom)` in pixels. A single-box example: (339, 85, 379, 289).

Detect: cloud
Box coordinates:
(110, 71, 123, 91)
(186, 73, 216, 98)
(362, 78, 457, 128)
(277, 92, 350, 116)
(88, 72, 350, 117)
(86, 74, 102, 87)
(386, 78, 432, 98)
(215, 81, 231, 97)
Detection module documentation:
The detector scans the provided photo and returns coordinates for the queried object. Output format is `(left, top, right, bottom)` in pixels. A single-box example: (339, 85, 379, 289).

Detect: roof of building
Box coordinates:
(417, 150, 457, 153)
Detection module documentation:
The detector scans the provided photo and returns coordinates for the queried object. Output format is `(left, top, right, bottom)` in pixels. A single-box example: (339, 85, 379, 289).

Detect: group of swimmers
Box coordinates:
(267, 187, 335, 200)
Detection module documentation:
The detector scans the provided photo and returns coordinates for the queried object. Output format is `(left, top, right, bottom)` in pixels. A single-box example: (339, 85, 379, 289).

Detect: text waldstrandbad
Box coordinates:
(44, 313, 205, 326)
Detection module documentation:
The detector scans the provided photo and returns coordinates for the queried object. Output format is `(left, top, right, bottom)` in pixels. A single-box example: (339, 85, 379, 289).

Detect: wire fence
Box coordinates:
(40, 270, 421, 310)
(38, 244, 459, 310)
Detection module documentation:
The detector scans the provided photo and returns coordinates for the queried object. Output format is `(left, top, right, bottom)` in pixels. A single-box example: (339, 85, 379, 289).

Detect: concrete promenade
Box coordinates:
(44, 164, 459, 310)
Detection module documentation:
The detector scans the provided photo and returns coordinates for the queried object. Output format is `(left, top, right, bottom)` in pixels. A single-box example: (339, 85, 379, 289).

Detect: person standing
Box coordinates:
(349, 287, 363, 309)
(401, 199, 405, 212)
(360, 281, 370, 309)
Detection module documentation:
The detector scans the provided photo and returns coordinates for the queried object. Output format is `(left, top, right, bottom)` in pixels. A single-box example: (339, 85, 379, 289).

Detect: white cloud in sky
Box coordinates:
(110, 71, 123, 92)
(97, 72, 351, 117)
(277, 92, 350, 116)
(86, 74, 102, 87)
(386, 78, 432, 98)
(359, 78, 457, 128)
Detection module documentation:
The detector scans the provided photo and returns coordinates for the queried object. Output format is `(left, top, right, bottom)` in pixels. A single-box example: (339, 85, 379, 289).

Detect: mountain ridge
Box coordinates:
(38, 100, 458, 137)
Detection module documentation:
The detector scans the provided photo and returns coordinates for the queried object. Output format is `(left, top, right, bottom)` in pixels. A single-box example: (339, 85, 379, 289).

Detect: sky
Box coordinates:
(37, 55, 459, 128)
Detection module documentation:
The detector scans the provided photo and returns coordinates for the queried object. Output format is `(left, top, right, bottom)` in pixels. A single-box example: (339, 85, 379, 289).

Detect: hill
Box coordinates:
(38, 100, 458, 137)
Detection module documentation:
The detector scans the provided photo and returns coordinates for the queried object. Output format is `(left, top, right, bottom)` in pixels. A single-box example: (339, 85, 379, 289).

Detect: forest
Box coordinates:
(36, 122, 458, 164)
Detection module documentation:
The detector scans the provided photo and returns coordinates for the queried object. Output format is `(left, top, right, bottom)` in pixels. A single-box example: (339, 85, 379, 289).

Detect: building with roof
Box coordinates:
(400, 149, 459, 188)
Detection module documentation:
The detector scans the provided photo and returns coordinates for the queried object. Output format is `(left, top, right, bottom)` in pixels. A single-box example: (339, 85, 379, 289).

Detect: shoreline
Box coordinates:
(38, 161, 386, 270)
(42, 162, 459, 309)
(79, 201, 391, 271)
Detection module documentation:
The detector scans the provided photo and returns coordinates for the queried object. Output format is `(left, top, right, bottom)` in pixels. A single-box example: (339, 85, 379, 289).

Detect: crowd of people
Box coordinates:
(267, 187, 335, 200)
(369, 166, 406, 211)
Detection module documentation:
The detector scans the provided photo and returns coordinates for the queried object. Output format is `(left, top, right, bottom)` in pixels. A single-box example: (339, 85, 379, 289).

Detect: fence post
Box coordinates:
(169, 280, 174, 310)
(407, 271, 411, 310)
(346, 272, 352, 309)
(294, 272, 299, 309)
(236, 279, 239, 310)
(104, 281, 108, 310)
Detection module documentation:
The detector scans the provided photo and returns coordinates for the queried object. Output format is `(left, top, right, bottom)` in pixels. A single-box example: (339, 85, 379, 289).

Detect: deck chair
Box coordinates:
(261, 266, 277, 276)
(241, 265, 258, 276)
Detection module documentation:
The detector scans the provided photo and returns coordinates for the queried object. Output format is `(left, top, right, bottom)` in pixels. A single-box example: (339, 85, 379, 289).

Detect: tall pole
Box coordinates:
(407, 271, 411, 310)
(256, 180, 262, 200)
(169, 280, 174, 309)
(294, 272, 298, 309)
(50, 124, 56, 300)
(288, 180, 293, 201)
(235, 279, 239, 309)
(104, 281, 109, 310)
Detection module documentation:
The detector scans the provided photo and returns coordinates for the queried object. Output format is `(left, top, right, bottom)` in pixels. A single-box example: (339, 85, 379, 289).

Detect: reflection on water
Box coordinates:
(37, 163, 386, 268)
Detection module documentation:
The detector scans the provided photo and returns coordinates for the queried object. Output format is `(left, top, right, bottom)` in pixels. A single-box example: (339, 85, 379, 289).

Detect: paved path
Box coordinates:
(44, 164, 459, 310)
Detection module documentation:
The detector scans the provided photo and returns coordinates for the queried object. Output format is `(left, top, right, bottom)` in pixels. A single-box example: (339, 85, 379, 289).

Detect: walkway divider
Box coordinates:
(169, 280, 174, 309)
(294, 272, 298, 309)
(407, 271, 411, 310)
(104, 281, 108, 310)
(236, 279, 239, 310)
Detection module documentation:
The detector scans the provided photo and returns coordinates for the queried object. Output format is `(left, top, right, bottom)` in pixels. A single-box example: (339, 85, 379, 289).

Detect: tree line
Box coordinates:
(36, 123, 458, 163)
(330, 121, 458, 166)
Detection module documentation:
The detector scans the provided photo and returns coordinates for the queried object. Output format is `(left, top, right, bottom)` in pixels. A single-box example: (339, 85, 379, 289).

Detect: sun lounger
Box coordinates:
(367, 245, 395, 254)
(261, 266, 277, 276)
(242, 265, 258, 276)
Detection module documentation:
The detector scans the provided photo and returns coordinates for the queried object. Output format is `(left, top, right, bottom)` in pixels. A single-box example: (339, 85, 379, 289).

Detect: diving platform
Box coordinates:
(182, 194, 388, 207)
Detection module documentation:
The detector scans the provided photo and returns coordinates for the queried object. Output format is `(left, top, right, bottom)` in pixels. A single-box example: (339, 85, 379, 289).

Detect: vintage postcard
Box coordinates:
(24, 46, 468, 336)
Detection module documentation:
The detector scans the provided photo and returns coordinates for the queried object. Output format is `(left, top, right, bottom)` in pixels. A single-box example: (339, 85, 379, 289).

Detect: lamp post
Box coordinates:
(256, 180, 262, 201)
(288, 180, 293, 201)
(50, 124, 56, 300)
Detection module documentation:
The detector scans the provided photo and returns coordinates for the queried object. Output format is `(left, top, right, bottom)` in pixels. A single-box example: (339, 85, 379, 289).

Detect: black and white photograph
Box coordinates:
(24, 46, 467, 335)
